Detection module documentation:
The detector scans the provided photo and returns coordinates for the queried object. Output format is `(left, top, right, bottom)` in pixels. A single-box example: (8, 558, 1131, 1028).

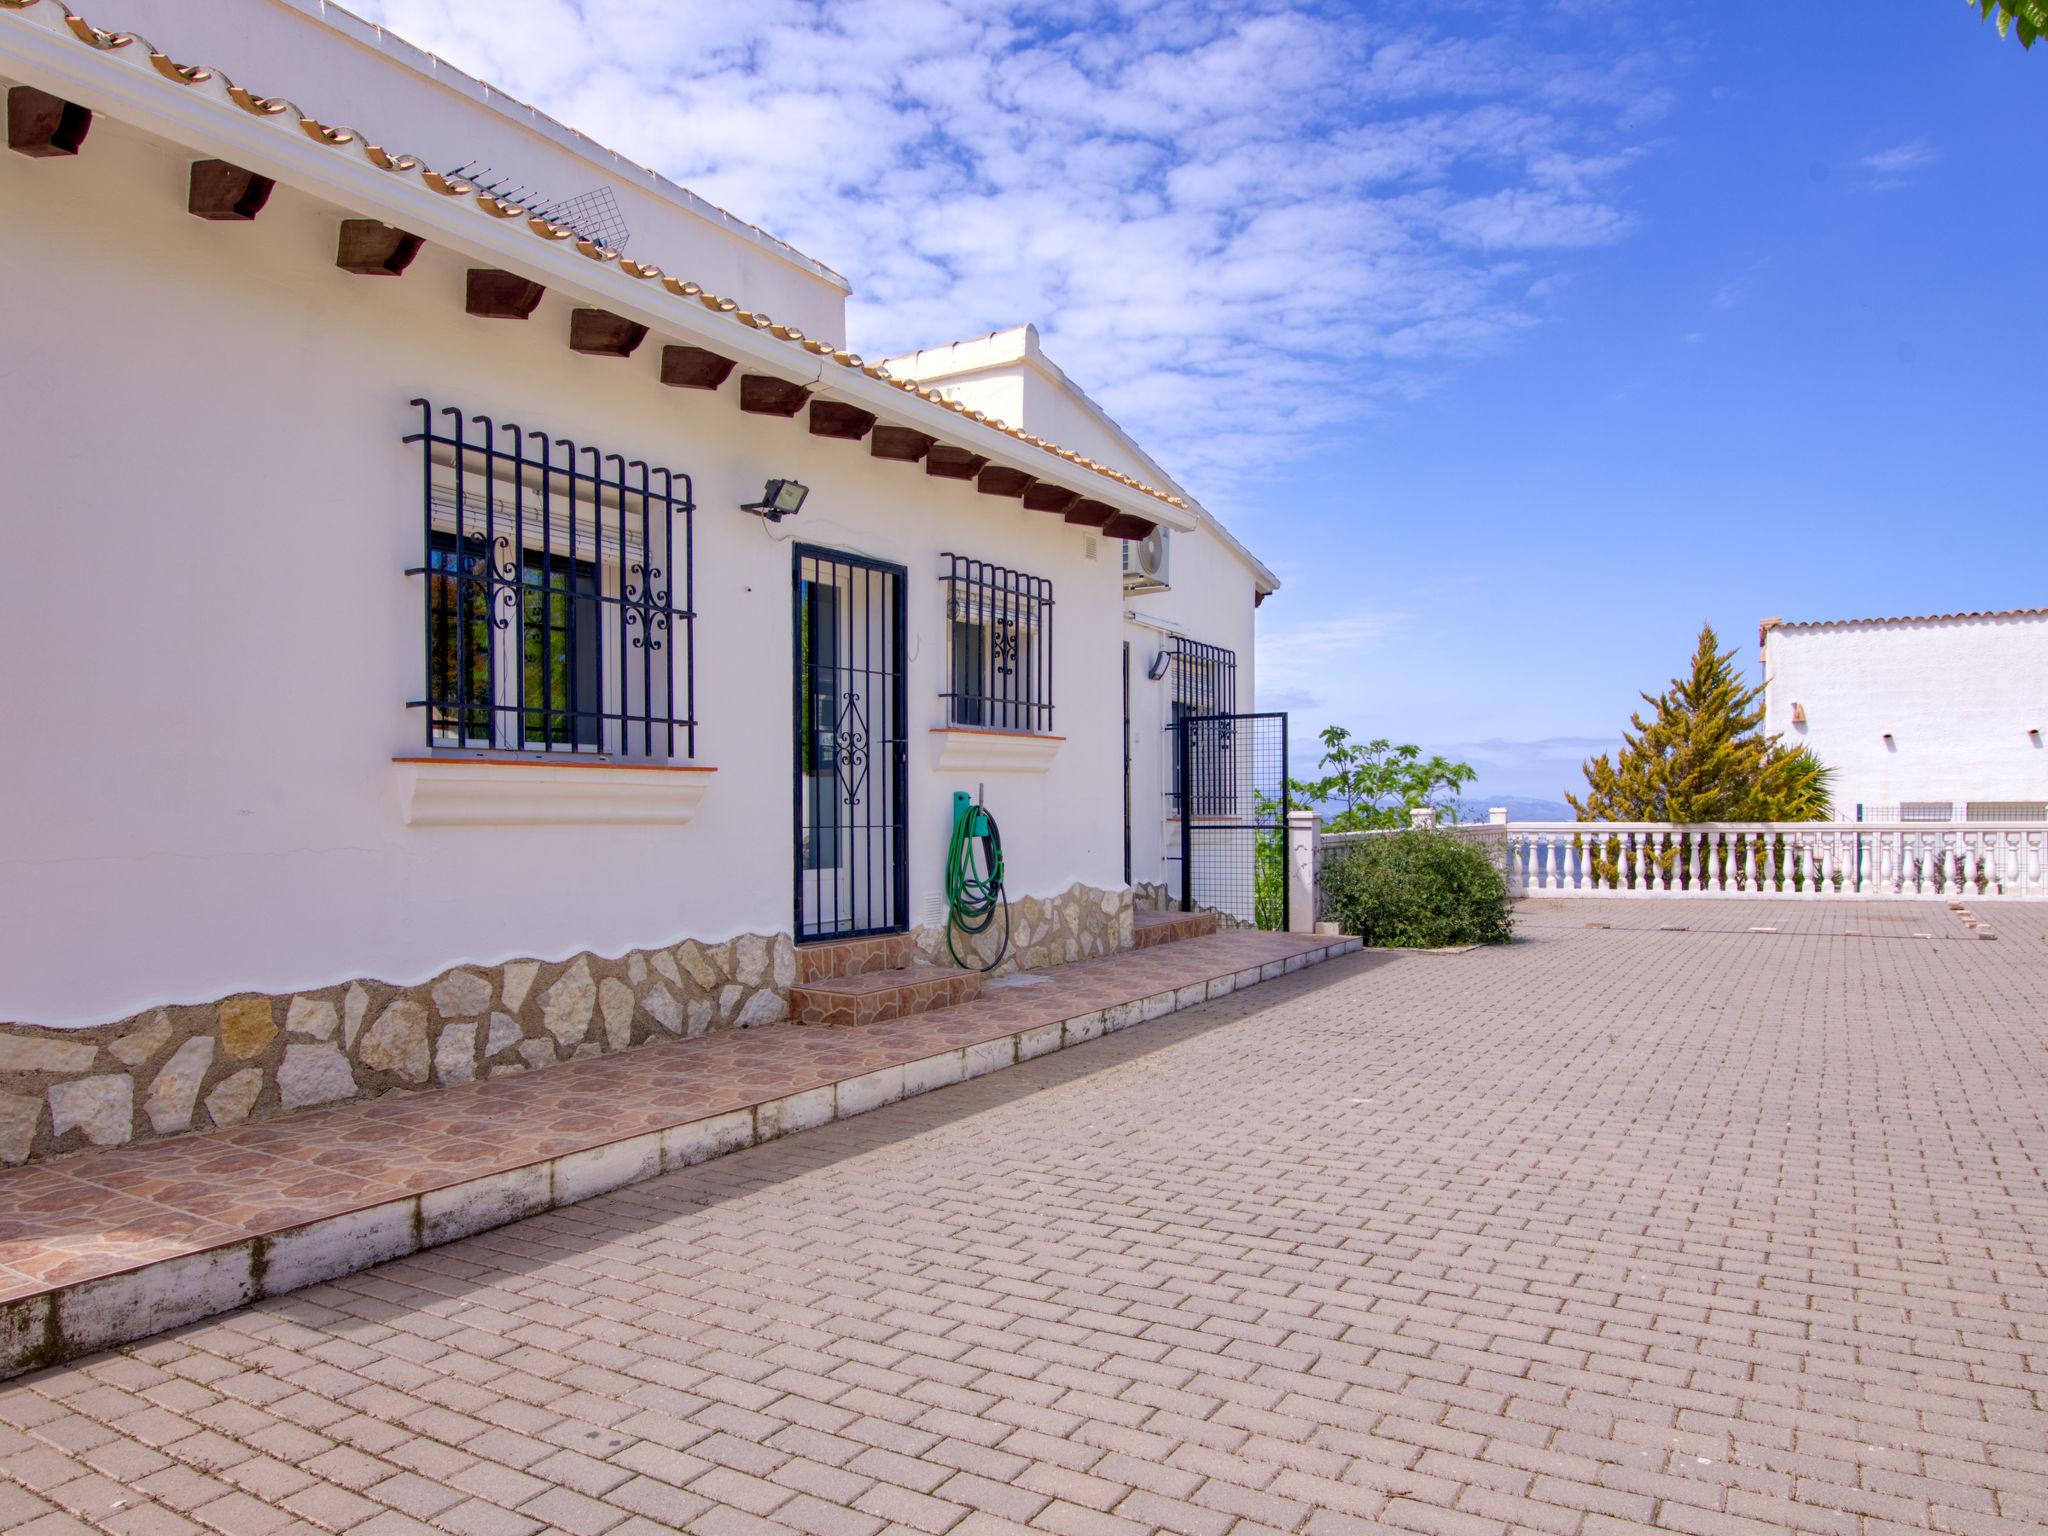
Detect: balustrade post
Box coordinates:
(1286, 808, 1320, 934)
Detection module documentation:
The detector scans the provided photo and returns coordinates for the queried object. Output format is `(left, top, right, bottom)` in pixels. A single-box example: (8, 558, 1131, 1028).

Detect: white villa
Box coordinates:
(1760, 608, 2048, 821)
(0, 0, 1283, 1163)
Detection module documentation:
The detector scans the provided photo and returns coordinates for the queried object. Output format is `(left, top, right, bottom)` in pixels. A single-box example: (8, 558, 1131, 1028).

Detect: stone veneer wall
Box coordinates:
(912, 882, 1133, 974)
(0, 933, 795, 1167)
(1133, 880, 1249, 929)
(0, 880, 1140, 1167)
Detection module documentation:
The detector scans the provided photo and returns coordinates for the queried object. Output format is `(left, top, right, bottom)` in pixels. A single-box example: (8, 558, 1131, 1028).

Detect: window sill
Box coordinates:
(928, 727, 1064, 774)
(394, 756, 716, 827)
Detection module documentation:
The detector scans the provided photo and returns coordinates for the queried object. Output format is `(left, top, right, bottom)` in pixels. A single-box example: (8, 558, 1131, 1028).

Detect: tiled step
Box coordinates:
(790, 962, 982, 1027)
(1133, 908, 1221, 948)
(0, 928, 1361, 1380)
(796, 932, 918, 984)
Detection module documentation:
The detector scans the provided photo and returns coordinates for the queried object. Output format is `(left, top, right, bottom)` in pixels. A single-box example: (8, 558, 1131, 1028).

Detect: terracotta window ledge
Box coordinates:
(927, 728, 1064, 774)
(394, 756, 716, 827)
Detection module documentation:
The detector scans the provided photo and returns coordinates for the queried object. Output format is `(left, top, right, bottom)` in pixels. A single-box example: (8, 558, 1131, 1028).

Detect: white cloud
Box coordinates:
(1256, 609, 1404, 710)
(1859, 138, 1939, 188)
(352, 0, 1659, 490)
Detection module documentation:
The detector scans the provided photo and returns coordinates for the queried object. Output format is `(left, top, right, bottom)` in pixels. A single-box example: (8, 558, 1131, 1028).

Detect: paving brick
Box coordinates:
(8, 906, 2048, 1536)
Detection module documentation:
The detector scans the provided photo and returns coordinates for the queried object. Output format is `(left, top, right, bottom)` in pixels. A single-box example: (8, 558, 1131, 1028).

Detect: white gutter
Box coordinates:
(0, 6, 1196, 531)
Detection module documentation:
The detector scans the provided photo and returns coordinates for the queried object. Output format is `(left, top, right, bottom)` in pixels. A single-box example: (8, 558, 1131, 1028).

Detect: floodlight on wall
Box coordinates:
(1146, 651, 1173, 681)
(741, 478, 808, 521)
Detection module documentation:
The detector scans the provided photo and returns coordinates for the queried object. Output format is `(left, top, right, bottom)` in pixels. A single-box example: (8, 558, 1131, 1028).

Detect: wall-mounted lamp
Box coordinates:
(1882, 731, 1895, 747)
(1146, 651, 1173, 681)
(2030, 728, 2042, 745)
(741, 478, 809, 521)
(1791, 702, 1806, 725)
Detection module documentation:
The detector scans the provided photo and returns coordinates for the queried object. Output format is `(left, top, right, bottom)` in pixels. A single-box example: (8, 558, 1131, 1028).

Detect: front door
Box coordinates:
(793, 545, 908, 940)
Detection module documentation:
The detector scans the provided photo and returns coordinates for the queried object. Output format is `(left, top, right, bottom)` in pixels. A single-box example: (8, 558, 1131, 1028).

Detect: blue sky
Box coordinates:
(358, 0, 2044, 808)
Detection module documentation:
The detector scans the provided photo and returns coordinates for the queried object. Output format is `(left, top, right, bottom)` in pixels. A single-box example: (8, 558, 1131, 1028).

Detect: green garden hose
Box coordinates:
(945, 791, 1010, 972)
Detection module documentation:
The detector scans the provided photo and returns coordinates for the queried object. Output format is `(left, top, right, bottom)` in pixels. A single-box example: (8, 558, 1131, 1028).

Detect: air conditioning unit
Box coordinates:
(1121, 526, 1170, 592)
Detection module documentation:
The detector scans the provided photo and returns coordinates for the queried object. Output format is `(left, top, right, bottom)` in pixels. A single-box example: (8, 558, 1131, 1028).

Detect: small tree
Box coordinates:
(1570, 624, 1833, 824)
(1251, 728, 1476, 925)
(1967, 0, 2044, 49)
(1289, 727, 1477, 834)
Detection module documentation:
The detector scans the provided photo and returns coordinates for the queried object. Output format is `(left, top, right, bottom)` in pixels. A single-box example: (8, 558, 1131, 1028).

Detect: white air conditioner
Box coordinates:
(1121, 526, 1170, 592)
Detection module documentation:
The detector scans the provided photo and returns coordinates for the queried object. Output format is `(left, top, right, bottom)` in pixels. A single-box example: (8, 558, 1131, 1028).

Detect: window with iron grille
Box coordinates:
(1170, 637, 1237, 816)
(406, 400, 695, 758)
(1967, 801, 2047, 822)
(1899, 801, 1955, 823)
(940, 554, 1054, 733)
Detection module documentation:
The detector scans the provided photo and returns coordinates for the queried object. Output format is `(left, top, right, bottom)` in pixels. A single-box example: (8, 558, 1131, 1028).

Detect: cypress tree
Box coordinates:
(1570, 624, 1833, 823)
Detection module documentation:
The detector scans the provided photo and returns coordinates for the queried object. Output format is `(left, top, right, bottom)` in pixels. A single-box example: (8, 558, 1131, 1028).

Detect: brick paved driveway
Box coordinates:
(5, 900, 2045, 1536)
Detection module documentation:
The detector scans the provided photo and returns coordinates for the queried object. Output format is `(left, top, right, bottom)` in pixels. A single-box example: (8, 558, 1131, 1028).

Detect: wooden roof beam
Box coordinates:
(976, 466, 1034, 499)
(7, 87, 90, 158)
(466, 269, 544, 319)
(809, 400, 877, 441)
(1063, 499, 1116, 528)
(336, 219, 422, 275)
(659, 344, 735, 390)
(926, 444, 988, 480)
(188, 160, 274, 221)
(870, 425, 935, 462)
(739, 374, 810, 416)
(1101, 513, 1157, 541)
(1021, 482, 1080, 516)
(569, 308, 648, 358)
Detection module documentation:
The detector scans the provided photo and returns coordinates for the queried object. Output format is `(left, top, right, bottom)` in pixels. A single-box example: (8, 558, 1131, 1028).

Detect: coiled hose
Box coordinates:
(945, 793, 1010, 972)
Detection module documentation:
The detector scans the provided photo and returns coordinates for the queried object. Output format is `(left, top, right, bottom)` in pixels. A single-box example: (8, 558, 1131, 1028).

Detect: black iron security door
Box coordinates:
(1167, 710, 1290, 930)
(793, 546, 908, 941)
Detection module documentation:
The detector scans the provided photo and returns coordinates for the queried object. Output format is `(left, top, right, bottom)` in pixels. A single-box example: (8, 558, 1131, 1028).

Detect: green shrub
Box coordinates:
(1321, 830, 1514, 949)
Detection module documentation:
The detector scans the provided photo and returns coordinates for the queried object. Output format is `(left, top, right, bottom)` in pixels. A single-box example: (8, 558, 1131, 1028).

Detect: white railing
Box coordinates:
(1501, 822, 2048, 900)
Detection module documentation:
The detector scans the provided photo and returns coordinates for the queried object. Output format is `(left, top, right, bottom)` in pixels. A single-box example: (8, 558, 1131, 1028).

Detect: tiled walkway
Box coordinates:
(0, 928, 1347, 1360)
(4, 897, 2046, 1536)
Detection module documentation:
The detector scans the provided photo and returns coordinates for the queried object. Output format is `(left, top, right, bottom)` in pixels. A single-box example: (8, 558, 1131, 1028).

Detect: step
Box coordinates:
(1133, 908, 1221, 948)
(0, 928, 1361, 1380)
(796, 932, 919, 984)
(790, 962, 983, 1027)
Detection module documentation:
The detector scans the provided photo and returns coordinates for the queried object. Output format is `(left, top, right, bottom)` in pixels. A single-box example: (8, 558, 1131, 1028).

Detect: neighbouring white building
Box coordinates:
(1760, 608, 2048, 821)
(0, 0, 1282, 1162)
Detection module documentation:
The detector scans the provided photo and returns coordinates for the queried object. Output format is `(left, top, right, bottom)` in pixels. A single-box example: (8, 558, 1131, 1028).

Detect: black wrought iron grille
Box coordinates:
(405, 401, 695, 758)
(1168, 710, 1291, 929)
(794, 547, 908, 941)
(939, 554, 1054, 733)
(1169, 637, 1238, 816)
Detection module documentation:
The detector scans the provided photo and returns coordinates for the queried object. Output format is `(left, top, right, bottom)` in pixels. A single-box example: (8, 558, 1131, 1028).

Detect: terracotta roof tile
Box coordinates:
(3, 0, 1188, 511)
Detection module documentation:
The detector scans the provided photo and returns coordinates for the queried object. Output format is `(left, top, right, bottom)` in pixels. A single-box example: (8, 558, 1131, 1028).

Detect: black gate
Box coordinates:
(793, 546, 907, 941)
(1167, 711, 1290, 930)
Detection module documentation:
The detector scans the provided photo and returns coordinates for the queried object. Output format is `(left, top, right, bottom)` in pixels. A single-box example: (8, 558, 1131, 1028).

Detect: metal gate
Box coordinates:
(793, 546, 907, 941)
(1167, 711, 1290, 929)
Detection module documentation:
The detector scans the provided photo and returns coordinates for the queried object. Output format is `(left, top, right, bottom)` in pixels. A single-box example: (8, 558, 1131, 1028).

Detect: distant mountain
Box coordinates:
(1454, 796, 1574, 823)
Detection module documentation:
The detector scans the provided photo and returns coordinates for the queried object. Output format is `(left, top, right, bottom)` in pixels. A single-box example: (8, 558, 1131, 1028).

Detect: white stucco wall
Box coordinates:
(881, 330, 1270, 894)
(1122, 533, 1262, 892)
(79, 0, 853, 342)
(0, 108, 1132, 1026)
(1762, 615, 2048, 815)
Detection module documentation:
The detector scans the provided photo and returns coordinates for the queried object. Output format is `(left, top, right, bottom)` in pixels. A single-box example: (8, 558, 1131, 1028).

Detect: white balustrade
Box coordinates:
(1491, 822, 2048, 900)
